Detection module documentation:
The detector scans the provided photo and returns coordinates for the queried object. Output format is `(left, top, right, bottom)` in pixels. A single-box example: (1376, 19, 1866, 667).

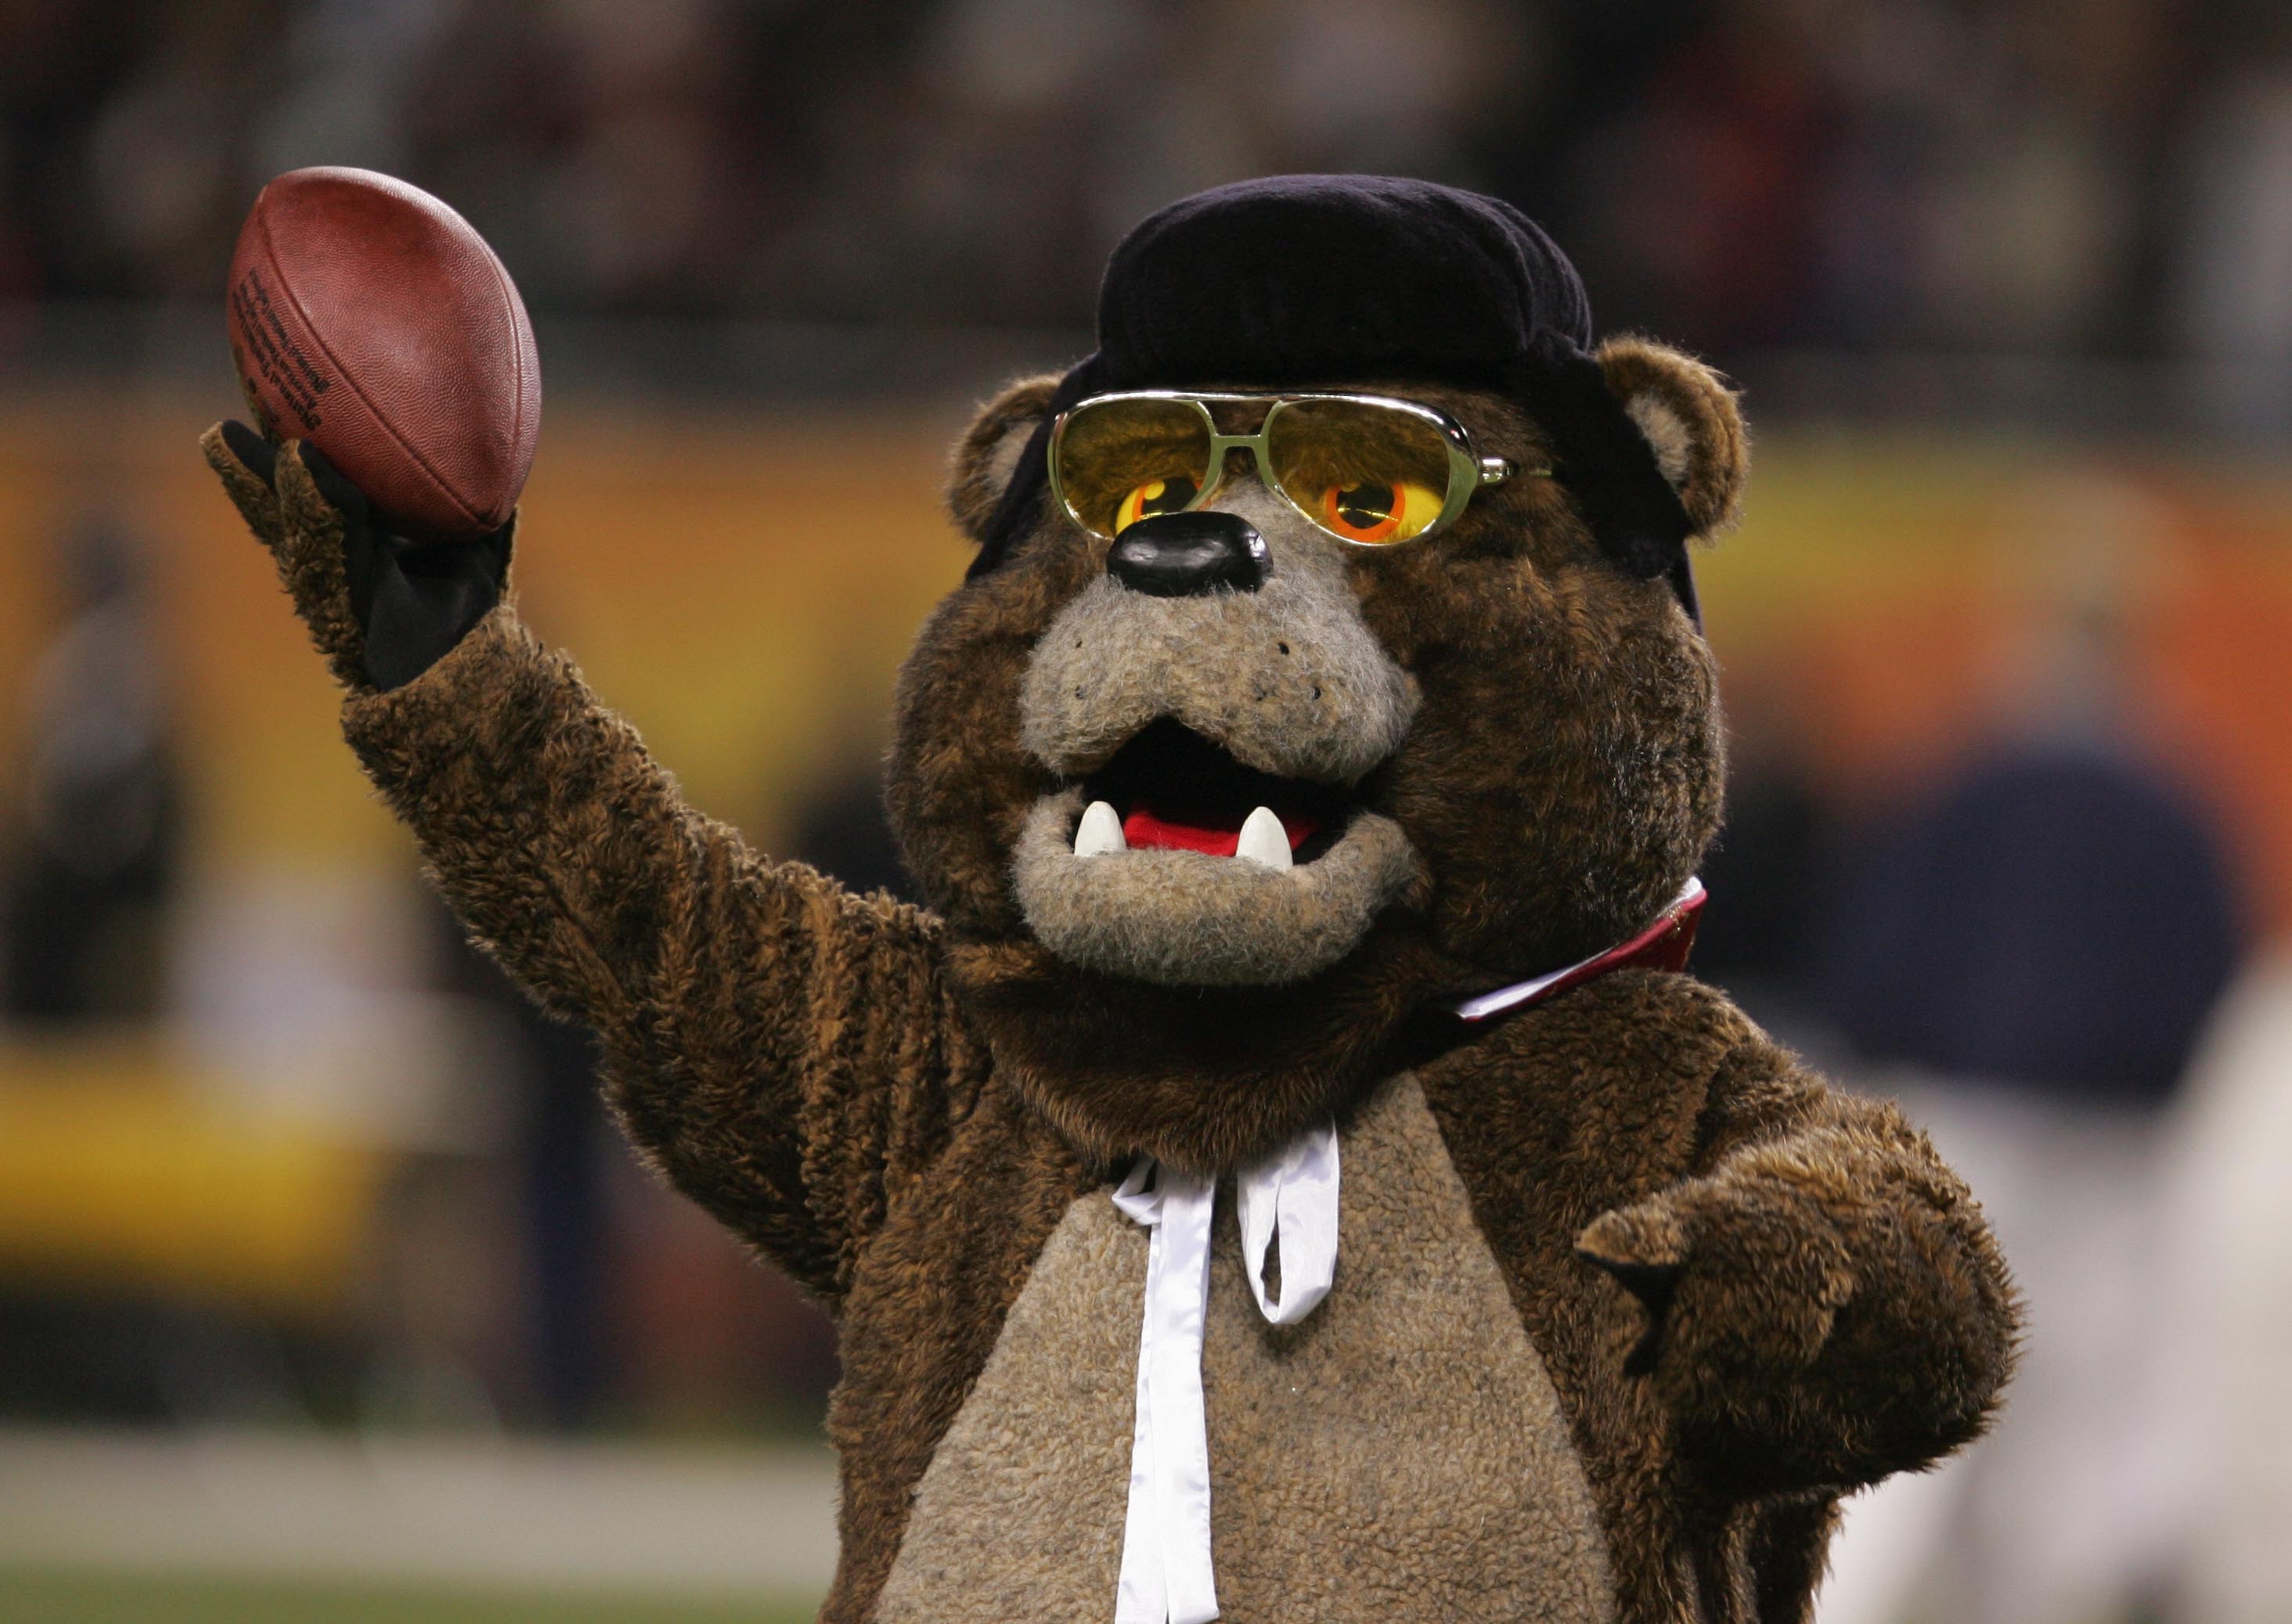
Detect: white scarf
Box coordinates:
(1111, 1123, 1339, 1624)
(1108, 878, 1705, 1622)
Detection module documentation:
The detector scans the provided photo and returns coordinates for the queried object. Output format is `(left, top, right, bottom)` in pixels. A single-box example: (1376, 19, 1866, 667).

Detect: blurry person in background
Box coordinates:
(1811, 475, 2241, 1624)
(2160, 912, 2292, 1622)
(420, 898, 617, 1433)
(1, 514, 184, 1025)
(1688, 654, 1834, 1042)
(2154, 7, 2292, 1607)
(788, 762, 914, 908)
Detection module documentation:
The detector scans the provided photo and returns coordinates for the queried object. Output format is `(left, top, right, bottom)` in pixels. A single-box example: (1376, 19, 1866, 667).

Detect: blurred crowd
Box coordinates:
(1, 0, 2290, 365)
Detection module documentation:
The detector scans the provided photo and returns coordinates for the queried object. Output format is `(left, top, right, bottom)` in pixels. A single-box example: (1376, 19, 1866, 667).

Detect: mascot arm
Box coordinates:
(203, 423, 986, 1306)
(1577, 1041, 2019, 1498)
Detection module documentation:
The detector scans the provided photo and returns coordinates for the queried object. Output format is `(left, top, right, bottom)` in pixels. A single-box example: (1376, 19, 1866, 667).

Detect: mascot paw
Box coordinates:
(203, 420, 373, 689)
(1577, 1159, 1857, 1386)
(201, 420, 510, 692)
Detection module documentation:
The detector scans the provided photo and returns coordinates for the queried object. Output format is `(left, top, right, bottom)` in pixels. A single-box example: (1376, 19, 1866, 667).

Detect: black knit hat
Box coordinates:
(971, 175, 1697, 618)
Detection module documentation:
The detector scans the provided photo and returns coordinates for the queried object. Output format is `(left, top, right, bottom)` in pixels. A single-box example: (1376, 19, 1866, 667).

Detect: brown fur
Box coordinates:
(336, 603, 1002, 1302)
(946, 373, 1061, 543)
(1595, 338, 1748, 538)
(1420, 971, 2016, 1622)
(201, 315, 2010, 1624)
(821, 1082, 1094, 1620)
(1018, 533, 1417, 786)
(875, 1074, 1615, 1621)
(892, 382, 1724, 1172)
(204, 427, 377, 693)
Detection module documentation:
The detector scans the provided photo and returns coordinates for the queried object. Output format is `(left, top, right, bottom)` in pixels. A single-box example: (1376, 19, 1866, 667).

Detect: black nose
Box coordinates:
(1105, 512, 1268, 597)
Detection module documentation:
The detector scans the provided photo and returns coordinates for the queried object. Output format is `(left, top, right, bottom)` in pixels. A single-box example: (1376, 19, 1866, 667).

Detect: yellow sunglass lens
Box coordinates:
(1268, 400, 1454, 545)
(1058, 395, 1467, 545)
(1055, 398, 1213, 538)
(1114, 476, 1199, 534)
(1318, 480, 1443, 545)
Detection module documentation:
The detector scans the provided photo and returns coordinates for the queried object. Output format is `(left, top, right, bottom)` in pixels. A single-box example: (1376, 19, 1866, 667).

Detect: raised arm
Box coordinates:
(203, 424, 989, 1305)
(1577, 1033, 2020, 1498)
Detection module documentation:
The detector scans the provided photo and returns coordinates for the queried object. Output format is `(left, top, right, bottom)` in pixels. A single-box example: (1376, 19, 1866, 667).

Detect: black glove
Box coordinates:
(213, 420, 512, 691)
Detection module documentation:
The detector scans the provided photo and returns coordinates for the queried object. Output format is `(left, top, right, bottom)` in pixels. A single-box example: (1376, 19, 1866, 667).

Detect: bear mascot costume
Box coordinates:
(201, 176, 2016, 1623)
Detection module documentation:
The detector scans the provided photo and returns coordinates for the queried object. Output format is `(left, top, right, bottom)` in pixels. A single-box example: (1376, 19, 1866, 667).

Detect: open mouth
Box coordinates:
(1013, 722, 1418, 987)
(1073, 718, 1355, 869)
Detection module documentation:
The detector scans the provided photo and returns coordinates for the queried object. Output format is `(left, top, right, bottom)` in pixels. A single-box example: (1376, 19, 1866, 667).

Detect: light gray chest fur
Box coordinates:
(874, 1075, 1616, 1622)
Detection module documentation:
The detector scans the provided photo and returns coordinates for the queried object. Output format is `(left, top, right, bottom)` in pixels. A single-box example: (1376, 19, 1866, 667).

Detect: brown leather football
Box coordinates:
(226, 167, 541, 540)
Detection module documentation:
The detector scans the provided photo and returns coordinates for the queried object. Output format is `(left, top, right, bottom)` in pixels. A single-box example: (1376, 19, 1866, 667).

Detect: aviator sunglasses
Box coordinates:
(1047, 390, 1546, 549)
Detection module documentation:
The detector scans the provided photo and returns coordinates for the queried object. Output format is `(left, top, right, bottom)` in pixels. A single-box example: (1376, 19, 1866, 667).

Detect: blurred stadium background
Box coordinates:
(5, 1, 2292, 1619)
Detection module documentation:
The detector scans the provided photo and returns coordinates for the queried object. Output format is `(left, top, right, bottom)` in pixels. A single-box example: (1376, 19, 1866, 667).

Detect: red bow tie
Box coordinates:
(1452, 878, 1706, 1025)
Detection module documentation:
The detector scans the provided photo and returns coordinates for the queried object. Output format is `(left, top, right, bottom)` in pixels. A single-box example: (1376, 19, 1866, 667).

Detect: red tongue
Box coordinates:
(1121, 806, 1320, 857)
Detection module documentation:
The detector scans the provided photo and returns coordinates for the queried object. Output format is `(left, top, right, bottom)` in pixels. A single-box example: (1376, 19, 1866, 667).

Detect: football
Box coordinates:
(225, 166, 541, 540)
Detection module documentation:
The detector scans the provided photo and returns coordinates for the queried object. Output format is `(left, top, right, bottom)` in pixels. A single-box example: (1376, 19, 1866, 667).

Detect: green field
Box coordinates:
(0, 1568, 820, 1622)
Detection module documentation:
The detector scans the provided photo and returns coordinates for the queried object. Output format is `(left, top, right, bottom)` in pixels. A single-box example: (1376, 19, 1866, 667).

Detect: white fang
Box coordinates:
(1075, 801, 1127, 857)
(1234, 806, 1293, 871)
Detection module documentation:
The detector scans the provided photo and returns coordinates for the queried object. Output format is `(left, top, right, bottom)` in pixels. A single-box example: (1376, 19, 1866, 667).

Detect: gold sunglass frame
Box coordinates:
(1047, 389, 1541, 548)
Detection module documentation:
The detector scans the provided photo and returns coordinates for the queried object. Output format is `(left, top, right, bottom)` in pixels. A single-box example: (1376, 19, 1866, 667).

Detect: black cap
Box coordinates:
(971, 175, 1695, 616)
(1096, 175, 1591, 387)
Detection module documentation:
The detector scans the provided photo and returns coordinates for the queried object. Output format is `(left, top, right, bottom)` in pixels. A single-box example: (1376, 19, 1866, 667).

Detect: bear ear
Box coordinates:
(1594, 338, 1746, 538)
(948, 373, 1064, 544)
